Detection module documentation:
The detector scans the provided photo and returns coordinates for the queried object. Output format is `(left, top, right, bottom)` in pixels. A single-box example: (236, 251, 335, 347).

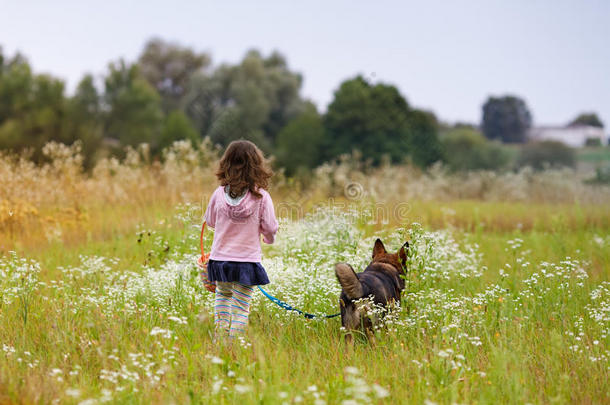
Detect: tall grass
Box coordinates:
(1, 141, 609, 252)
(0, 207, 608, 403)
(0, 141, 609, 403)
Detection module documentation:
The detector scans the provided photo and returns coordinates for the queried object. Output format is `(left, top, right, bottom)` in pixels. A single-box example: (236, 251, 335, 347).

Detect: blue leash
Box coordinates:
(199, 222, 339, 320)
(257, 286, 340, 320)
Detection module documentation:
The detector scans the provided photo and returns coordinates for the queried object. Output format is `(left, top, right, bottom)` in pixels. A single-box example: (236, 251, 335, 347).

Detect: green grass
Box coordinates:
(489, 144, 610, 172)
(577, 146, 610, 164)
(0, 202, 608, 404)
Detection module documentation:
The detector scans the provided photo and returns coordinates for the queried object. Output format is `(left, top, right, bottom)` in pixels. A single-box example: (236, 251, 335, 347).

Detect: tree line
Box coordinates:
(0, 38, 605, 173)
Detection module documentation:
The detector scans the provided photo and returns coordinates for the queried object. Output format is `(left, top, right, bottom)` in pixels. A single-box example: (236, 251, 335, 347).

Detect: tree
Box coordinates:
(324, 76, 409, 164)
(275, 104, 325, 175)
(63, 74, 104, 167)
(138, 38, 211, 113)
(182, 49, 306, 149)
(259, 51, 305, 140)
(205, 107, 272, 153)
(102, 60, 164, 149)
(323, 76, 442, 167)
(569, 113, 604, 128)
(406, 110, 444, 167)
(517, 141, 575, 170)
(0, 50, 69, 161)
(482, 95, 532, 143)
(440, 127, 510, 171)
(1, 43, 310, 163)
(157, 110, 199, 154)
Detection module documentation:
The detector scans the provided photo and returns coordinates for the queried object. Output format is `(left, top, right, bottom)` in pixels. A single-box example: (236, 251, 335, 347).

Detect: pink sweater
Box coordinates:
(204, 186, 279, 262)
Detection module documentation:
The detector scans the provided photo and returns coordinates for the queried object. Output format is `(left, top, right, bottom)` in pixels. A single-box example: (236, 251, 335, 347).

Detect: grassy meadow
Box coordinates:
(1, 142, 609, 404)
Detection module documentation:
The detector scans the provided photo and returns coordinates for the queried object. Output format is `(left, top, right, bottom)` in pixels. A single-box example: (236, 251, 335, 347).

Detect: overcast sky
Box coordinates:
(1, 0, 609, 128)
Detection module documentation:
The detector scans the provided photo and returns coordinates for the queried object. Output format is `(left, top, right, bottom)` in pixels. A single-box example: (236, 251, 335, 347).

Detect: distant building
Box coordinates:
(528, 124, 607, 147)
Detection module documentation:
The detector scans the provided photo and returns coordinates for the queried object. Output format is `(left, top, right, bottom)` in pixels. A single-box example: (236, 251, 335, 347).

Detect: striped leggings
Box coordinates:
(214, 282, 254, 337)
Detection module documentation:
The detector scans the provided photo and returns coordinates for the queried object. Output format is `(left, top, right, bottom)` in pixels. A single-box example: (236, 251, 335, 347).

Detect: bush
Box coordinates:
(585, 137, 602, 147)
(157, 111, 199, 154)
(440, 128, 510, 171)
(587, 165, 610, 184)
(275, 109, 325, 175)
(517, 141, 576, 170)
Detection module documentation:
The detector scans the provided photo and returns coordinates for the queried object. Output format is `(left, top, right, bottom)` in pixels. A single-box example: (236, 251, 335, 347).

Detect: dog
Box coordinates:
(335, 238, 408, 345)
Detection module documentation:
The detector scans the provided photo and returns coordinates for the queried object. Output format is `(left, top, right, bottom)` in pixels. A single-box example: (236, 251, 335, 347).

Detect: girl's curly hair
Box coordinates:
(216, 140, 273, 199)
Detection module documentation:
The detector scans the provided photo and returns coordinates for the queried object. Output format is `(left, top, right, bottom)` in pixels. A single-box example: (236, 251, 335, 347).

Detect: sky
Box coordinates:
(1, 0, 609, 128)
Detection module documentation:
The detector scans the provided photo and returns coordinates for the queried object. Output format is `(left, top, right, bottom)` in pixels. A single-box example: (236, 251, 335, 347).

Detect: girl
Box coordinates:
(204, 140, 278, 339)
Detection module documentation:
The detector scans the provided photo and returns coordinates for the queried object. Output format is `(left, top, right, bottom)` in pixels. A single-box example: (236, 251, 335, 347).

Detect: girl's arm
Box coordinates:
(260, 192, 279, 244)
(204, 190, 218, 228)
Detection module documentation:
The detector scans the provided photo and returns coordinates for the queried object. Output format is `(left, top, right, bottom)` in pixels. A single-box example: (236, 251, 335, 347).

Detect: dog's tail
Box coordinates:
(335, 263, 363, 300)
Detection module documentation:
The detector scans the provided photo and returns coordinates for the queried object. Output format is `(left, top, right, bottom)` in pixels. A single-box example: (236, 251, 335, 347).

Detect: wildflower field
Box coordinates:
(0, 143, 609, 404)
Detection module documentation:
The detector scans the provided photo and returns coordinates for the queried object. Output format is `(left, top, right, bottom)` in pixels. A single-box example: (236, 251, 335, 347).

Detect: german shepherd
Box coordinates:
(335, 239, 408, 344)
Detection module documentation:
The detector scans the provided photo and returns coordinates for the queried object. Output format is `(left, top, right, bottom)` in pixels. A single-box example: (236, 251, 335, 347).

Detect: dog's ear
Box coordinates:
(335, 263, 363, 300)
(372, 238, 386, 258)
(398, 242, 409, 270)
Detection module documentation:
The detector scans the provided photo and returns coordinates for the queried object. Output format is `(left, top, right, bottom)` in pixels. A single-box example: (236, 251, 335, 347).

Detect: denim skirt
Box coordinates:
(207, 260, 270, 286)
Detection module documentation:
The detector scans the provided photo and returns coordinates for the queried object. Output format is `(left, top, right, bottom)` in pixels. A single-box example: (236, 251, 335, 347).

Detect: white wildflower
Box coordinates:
(344, 366, 359, 375)
(234, 384, 252, 394)
(66, 389, 81, 398)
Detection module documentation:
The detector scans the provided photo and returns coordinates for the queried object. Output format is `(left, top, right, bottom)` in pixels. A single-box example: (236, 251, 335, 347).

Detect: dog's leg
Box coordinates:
(365, 328, 376, 348)
(345, 332, 354, 347)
